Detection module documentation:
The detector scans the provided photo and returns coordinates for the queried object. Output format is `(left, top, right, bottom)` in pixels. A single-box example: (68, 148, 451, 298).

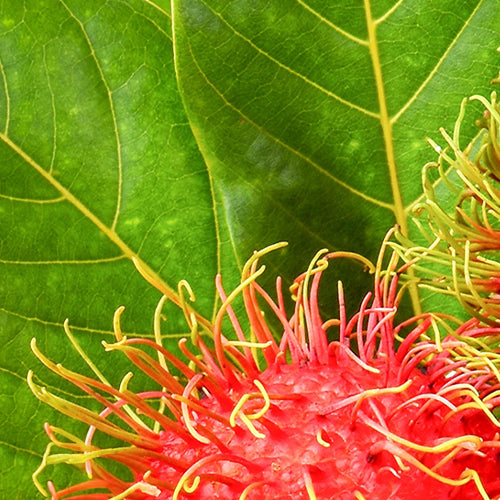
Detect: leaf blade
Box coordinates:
(172, 0, 499, 290)
(0, 0, 215, 495)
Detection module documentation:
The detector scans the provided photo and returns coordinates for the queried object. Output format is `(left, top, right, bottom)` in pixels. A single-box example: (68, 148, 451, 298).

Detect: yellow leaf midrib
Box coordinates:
(363, 0, 423, 315)
(364, 0, 407, 236)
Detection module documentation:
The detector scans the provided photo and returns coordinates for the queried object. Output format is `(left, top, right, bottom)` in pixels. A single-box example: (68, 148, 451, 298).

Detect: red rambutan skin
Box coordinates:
(29, 241, 500, 500)
(145, 355, 499, 500)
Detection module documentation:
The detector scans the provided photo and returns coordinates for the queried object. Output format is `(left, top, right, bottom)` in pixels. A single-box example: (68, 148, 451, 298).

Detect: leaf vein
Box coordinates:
(142, 0, 172, 22)
(294, 0, 368, 46)
(0, 306, 115, 336)
(375, 0, 405, 25)
(42, 46, 58, 174)
(133, 4, 172, 41)
(0, 193, 65, 204)
(0, 54, 10, 134)
(0, 256, 126, 265)
(364, 0, 406, 230)
(59, 0, 123, 231)
(213, 181, 243, 275)
(0, 440, 42, 458)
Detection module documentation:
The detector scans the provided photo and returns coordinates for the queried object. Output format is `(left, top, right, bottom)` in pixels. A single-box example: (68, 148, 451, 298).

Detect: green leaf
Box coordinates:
(172, 0, 500, 308)
(0, 0, 499, 497)
(0, 0, 215, 496)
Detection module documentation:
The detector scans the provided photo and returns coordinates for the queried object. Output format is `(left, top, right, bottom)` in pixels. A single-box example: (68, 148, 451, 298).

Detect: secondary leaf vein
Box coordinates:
(0, 193, 64, 204)
(0, 256, 126, 265)
(59, 0, 123, 231)
(375, 0, 405, 25)
(42, 46, 57, 174)
(295, 0, 368, 46)
(142, 0, 172, 22)
(0, 54, 10, 134)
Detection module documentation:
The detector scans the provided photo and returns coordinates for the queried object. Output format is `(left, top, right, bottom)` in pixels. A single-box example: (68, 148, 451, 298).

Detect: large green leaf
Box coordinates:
(172, 0, 500, 309)
(0, 0, 498, 497)
(0, 0, 215, 496)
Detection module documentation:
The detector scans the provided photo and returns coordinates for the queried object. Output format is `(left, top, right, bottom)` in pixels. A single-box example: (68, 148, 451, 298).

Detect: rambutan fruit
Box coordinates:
(29, 236, 500, 499)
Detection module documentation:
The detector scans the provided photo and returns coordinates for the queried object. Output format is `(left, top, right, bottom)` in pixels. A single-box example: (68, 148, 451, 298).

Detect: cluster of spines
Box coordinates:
(392, 92, 500, 324)
(29, 236, 500, 499)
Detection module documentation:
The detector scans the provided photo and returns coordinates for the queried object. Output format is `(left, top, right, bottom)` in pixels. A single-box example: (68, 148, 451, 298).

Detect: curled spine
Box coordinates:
(392, 92, 500, 324)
